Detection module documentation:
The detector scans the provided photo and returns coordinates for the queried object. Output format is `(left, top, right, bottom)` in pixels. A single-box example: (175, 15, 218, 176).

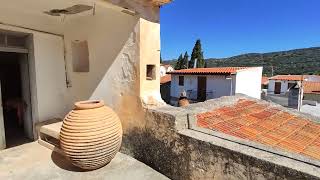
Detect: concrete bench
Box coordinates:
(36, 119, 65, 155)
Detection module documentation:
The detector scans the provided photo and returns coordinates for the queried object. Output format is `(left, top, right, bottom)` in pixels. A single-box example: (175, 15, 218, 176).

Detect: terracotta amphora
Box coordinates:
(60, 100, 122, 170)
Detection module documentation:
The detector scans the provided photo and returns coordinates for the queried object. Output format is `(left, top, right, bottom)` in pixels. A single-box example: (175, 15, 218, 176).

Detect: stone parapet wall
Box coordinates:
(121, 96, 320, 180)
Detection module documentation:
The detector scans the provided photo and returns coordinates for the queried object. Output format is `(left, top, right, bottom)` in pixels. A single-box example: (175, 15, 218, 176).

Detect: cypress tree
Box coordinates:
(174, 54, 183, 70)
(181, 51, 189, 69)
(160, 54, 163, 64)
(189, 39, 205, 68)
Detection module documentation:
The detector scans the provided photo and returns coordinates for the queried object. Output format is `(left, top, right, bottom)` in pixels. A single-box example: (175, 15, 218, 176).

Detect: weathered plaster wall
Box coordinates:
(0, 2, 163, 138)
(121, 99, 320, 180)
(62, 6, 144, 133)
(139, 18, 163, 106)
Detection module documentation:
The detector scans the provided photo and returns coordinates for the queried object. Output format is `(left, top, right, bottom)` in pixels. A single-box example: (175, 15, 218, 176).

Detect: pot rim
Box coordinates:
(75, 100, 104, 110)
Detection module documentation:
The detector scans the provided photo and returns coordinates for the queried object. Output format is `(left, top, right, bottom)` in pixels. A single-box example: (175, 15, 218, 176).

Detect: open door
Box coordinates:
(0, 83, 6, 149)
(274, 82, 281, 94)
(197, 76, 207, 102)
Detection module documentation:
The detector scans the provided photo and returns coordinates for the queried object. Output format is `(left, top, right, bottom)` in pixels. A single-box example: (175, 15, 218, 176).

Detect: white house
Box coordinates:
(168, 67, 263, 104)
(268, 75, 320, 95)
(160, 64, 174, 77)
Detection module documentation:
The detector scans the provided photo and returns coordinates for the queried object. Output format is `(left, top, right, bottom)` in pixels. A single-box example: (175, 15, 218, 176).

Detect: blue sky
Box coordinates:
(160, 0, 320, 60)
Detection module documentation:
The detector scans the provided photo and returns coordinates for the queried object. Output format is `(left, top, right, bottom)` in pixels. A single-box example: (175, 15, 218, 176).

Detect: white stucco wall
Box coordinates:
(207, 75, 236, 99)
(170, 74, 236, 100)
(167, 66, 174, 72)
(0, 2, 163, 137)
(0, 24, 68, 124)
(306, 75, 320, 82)
(160, 66, 174, 77)
(235, 67, 263, 99)
(268, 80, 297, 95)
(160, 66, 166, 77)
(170, 75, 197, 99)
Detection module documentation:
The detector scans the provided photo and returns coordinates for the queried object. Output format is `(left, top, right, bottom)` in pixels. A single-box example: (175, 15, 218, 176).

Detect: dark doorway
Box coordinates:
(0, 52, 31, 148)
(274, 82, 281, 94)
(197, 76, 207, 102)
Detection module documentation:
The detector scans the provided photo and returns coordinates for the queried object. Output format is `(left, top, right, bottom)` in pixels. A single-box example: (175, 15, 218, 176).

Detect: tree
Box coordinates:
(174, 54, 183, 70)
(160, 54, 163, 64)
(189, 39, 205, 68)
(181, 51, 189, 69)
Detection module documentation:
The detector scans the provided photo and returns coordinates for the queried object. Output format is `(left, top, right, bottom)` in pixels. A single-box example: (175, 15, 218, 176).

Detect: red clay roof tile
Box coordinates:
(196, 99, 320, 161)
(167, 67, 252, 75)
(160, 75, 171, 84)
(270, 75, 311, 81)
(303, 82, 320, 94)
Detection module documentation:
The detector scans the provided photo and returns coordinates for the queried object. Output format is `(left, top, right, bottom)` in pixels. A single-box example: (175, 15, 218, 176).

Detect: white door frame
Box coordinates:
(0, 31, 35, 149)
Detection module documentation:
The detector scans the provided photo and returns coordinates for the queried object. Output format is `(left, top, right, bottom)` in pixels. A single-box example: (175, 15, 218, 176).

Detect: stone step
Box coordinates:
(36, 119, 65, 155)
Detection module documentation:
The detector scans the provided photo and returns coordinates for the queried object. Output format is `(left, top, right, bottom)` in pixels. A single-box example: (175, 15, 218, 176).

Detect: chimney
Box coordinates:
(194, 58, 198, 68)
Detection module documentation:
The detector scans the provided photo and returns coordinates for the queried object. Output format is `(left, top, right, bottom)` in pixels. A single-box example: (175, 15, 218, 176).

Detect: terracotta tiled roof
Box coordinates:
(160, 74, 171, 84)
(197, 99, 320, 160)
(167, 67, 251, 75)
(303, 82, 320, 94)
(262, 76, 269, 85)
(270, 75, 308, 81)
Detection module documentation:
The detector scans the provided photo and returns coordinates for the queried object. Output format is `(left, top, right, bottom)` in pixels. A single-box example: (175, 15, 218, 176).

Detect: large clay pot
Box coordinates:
(178, 98, 189, 107)
(60, 100, 122, 170)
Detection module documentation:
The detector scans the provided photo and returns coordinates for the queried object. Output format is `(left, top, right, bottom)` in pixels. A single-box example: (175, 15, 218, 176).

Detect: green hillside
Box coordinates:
(164, 47, 320, 76)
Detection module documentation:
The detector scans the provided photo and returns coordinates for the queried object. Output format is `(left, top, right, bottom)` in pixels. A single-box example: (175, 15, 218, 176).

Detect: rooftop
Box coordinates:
(167, 67, 252, 75)
(160, 74, 171, 84)
(196, 98, 320, 161)
(0, 142, 169, 180)
(269, 75, 316, 81)
(303, 82, 320, 94)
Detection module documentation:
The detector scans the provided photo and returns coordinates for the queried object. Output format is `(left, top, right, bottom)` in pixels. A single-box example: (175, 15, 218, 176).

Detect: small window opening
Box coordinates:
(72, 40, 89, 72)
(179, 76, 184, 86)
(146, 64, 156, 80)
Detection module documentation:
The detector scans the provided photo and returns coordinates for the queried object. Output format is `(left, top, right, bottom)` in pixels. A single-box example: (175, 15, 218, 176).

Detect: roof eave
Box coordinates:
(167, 72, 233, 75)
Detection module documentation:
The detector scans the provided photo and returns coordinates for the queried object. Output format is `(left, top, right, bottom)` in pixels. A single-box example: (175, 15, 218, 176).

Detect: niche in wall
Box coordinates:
(72, 40, 89, 72)
(146, 64, 156, 80)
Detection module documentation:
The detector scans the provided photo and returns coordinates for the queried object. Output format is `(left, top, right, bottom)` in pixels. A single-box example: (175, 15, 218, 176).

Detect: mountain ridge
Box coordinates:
(163, 47, 320, 76)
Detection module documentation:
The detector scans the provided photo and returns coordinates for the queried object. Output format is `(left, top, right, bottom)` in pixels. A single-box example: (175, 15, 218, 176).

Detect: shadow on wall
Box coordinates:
(64, 6, 140, 108)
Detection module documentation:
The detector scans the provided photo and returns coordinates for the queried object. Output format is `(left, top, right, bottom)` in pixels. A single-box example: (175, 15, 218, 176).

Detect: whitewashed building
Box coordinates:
(268, 75, 320, 95)
(160, 64, 174, 77)
(168, 67, 263, 104)
(0, 0, 171, 150)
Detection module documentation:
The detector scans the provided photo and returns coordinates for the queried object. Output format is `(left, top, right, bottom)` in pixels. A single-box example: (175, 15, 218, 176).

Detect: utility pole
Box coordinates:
(297, 75, 304, 111)
(271, 65, 274, 77)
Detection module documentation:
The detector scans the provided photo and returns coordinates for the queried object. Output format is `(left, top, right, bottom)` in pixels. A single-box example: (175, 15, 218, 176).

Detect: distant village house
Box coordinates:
(160, 64, 174, 77)
(268, 75, 320, 95)
(167, 67, 263, 105)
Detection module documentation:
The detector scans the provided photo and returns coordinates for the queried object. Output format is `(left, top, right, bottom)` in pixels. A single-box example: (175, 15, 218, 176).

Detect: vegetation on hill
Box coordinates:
(164, 47, 320, 76)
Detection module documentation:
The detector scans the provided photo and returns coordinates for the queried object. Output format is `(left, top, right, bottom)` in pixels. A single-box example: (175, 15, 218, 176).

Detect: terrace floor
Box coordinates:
(0, 142, 169, 180)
